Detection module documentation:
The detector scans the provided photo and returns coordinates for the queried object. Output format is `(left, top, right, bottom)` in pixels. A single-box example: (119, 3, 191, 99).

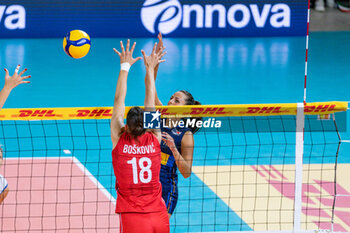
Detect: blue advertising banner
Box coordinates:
(0, 0, 307, 38)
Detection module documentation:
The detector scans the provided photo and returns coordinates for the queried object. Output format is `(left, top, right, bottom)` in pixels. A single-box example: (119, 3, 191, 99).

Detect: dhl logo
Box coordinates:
(241, 105, 339, 115)
(70, 109, 112, 117)
(158, 107, 232, 116)
(304, 104, 336, 113)
(243, 106, 287, 114)
(12, 110, 60, 118)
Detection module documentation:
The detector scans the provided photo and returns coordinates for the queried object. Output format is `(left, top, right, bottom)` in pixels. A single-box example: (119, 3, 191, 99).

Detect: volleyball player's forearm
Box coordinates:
(114, 71, 128, 106)
(0, 87, 12, 110)
(153, 61, 163, 105)
(154, 89, 162, 106)
(172, 149, 192, 178)
(154, 65, 159, 81)
(144, 69, 156, 110)
(153, 68, 162, 106)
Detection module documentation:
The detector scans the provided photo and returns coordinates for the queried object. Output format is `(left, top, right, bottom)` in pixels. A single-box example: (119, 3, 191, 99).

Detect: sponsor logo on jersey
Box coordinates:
(171, 128, 182, 135)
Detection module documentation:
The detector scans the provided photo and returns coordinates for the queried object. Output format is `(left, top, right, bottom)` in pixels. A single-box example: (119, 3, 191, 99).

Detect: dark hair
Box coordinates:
(179, 90, 201, 106)
(124, 107, 146, 139)
(179, 90, 202, 134)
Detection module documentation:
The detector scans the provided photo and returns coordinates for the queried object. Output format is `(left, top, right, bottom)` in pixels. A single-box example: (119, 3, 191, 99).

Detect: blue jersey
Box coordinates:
(160, 124, 191, 214)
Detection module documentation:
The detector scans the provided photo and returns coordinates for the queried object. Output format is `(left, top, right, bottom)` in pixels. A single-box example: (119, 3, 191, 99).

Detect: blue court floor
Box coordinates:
(0, 32, 349, 108)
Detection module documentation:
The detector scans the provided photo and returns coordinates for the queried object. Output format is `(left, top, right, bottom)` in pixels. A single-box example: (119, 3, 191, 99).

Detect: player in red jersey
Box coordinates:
(110, 39, 169, 233)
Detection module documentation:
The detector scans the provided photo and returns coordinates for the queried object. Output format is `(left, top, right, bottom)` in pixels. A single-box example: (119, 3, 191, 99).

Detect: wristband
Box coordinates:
(120, 63, 131, 72)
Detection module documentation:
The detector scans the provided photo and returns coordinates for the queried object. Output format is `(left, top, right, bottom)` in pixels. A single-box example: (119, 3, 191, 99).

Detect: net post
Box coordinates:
(294, 102, 305, 232)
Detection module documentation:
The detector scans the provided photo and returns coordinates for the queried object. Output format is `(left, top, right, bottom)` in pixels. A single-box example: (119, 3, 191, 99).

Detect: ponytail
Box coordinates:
(193, 100, 201, 106)
(179, 90, 202, 134)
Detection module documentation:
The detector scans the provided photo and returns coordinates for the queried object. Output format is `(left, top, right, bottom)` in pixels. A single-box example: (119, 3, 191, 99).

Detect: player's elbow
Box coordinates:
(3, 187, 9, 198)
(182, 171, 192, 179)
(114, 96, 123, 104)
(0, 187, 9, 204)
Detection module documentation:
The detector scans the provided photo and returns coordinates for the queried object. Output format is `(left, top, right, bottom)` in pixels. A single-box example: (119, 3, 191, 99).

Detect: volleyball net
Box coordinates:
(0, 101, 349, 233)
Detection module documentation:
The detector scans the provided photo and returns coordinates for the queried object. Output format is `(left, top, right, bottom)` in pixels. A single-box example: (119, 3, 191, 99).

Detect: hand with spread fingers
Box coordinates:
(141, 42, 166, 71)
(0, 65, 31, 111)
(4, 65, 31, 91)
(113, 39, 142, 67)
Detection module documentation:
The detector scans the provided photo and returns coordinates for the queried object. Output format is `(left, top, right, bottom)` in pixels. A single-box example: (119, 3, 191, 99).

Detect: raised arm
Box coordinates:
(154, 33, 164, 106)
(0, 65, 31, 110)
(141, 43, 166, 142)
(111, 40, 142, 149)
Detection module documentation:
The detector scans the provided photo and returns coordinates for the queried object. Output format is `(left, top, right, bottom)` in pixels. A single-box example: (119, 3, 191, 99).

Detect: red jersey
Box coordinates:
(112, 131, 166, 213)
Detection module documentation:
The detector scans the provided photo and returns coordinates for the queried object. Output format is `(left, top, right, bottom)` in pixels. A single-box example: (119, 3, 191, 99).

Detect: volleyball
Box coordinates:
(63, 30, 91, 59)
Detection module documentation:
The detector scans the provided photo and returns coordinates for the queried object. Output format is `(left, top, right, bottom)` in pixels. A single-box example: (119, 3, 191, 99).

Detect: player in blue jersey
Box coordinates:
(153, 33, 201, 218)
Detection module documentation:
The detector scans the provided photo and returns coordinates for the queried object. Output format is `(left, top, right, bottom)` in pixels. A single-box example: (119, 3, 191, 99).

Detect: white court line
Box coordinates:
(72, 156, 116, 204)
(63, 149, 71, 154)
(4, 156, 116, 204)
(341, 140, 350, 143)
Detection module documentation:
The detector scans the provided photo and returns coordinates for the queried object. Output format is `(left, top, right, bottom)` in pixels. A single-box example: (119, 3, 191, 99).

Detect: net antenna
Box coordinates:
(304, 0, 311, 104)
